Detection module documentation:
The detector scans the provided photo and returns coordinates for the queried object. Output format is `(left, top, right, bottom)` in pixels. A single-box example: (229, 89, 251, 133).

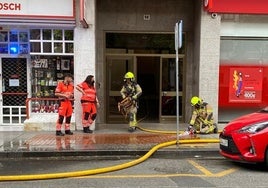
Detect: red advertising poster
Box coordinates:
(229, 68, 263, 103)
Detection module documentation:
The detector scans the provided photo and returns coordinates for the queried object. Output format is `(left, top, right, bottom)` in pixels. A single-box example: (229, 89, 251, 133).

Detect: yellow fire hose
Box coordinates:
(137, 126, 222, 134)
(0, 121, 221, 181)
(0, 137, 220, 181)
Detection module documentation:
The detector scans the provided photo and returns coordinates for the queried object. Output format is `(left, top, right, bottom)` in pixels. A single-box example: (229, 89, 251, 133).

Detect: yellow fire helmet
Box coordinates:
(191, 96, 201, 106)
(124, 72, 135, 81)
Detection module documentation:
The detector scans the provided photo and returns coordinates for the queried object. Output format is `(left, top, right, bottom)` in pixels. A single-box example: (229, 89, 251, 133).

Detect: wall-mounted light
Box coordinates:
(10, 44, 19, 54)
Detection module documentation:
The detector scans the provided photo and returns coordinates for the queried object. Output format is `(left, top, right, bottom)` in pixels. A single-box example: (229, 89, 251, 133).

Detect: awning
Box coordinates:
(0, 17, 76, 28)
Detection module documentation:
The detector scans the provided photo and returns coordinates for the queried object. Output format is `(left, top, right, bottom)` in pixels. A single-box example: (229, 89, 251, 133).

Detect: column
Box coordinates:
(74, 0, 96, 130)
(199, 8, 221, 123)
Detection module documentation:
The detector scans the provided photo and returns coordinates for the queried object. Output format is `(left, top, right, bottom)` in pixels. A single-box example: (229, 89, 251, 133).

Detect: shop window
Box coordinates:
(30, 29, 74, 54)
(54, 30, 62, 40)
(9, 43, 19, 54)
(42, 29, 52, 40)
(30, 42, 41, 53)
(0, 44, 8, 53)
(29, 29, 74, 114)
(0, 31, 8, 42)
(9, 31, 18, 42)
(0, 30, 29, 55)
(30, 55, 74, 113)
(30, 29, 40, 40)
(19, 32, 28, 42)
(54, 43, 63, 53)
(65, 43, 74, 53)
(64, 30, 73, 40)
(0, 31, 8, 53)
(20, 44, 28, 54)
(219, 37, 268, 122)
(43, 42, 52, 53)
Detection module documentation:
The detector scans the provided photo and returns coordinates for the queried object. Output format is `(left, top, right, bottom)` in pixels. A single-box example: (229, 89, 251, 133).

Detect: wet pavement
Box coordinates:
(0, 123, 224, 158)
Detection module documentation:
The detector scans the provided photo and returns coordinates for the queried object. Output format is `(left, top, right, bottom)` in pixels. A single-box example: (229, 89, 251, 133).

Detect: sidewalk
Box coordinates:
(0, 123, 224, 158)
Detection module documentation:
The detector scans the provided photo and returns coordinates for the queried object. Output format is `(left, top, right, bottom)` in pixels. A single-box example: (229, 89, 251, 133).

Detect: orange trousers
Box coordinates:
(56, 100, 73, 131)
(81, 102, 97, 127)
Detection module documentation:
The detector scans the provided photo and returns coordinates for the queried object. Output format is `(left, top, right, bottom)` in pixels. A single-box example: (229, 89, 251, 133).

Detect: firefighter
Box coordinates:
(186, 96, 217, 134)
(55, 73, 74, 136)
(76, 75, 99, 133)
(120, 72, 142, 132)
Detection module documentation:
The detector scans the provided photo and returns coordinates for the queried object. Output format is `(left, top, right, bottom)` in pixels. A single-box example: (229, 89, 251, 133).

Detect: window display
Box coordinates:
(31, 55, 74, 113)
(29, 29, 74, 54)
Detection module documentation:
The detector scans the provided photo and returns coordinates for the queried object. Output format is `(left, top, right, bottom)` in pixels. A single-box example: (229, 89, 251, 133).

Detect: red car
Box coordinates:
(219, 108, 268, 166)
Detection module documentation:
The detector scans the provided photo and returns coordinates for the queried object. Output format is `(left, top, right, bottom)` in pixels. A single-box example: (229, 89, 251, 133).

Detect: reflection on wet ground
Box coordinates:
(23, 133, 178, 151)
(0, 123, 223, 155)
(2, 132, 197, 152)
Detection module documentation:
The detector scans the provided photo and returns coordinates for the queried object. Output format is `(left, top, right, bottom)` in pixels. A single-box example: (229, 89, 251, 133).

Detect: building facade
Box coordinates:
(205, 0, 268, 122)
(0, 0, 265, 131)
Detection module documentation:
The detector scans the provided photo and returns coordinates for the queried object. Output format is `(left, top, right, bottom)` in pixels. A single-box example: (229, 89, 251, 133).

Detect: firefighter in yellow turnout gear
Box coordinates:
(187, 96, 218, 134)
(120, 72, 142, 132)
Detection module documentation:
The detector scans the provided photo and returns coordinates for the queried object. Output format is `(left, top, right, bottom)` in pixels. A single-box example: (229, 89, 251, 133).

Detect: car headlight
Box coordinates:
(239, 121, 268, 134)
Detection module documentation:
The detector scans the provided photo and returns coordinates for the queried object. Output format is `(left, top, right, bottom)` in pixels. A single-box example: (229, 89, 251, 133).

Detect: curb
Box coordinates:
(0, 148, 220, 159)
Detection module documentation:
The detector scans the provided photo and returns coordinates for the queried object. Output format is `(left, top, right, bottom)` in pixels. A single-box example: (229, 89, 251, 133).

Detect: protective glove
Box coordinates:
(203, 119, 210, 126)
(132, 95, 137, 100)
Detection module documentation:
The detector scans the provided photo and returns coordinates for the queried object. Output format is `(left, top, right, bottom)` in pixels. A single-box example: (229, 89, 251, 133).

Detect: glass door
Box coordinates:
(106, 56, 135, 123)
(160, 57, 184, 122)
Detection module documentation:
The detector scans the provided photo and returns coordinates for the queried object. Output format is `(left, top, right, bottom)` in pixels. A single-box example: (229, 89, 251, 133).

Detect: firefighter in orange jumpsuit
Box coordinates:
(76, 75, 99, 133)
(55, 73, 74, 136)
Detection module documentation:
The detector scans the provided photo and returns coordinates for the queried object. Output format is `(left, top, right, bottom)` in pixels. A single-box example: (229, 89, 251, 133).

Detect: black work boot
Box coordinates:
(65, 130, 73, 135)
(83, 127, 93, 133)
(213, 123, 218, 133)
(56, 131, 64, 136)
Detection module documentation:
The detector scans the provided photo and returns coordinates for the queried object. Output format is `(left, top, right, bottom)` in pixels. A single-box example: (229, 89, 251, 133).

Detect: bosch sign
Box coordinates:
(0, 2, 21, 10)
(0, 0, 74, 18)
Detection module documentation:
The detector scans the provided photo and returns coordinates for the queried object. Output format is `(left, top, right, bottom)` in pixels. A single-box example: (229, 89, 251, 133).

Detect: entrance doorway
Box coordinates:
(0, 58, 27, 126)
(106, 55, 184, 123)
(137, 56, 160, 122)
(105, 32, 185, 124)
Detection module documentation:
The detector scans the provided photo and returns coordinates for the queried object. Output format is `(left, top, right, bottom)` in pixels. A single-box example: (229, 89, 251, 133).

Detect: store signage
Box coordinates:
(204, 0, 268, 14)
(0, 2, 21, 10)
(0, 0, 74, 19)
(229, 68, 263, 103)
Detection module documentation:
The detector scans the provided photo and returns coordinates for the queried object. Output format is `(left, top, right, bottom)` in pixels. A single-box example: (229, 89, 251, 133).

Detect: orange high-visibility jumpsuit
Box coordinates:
(55, 81, 74, 132)
(76, 82, 98, 129)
